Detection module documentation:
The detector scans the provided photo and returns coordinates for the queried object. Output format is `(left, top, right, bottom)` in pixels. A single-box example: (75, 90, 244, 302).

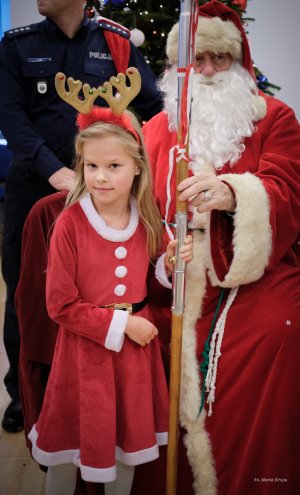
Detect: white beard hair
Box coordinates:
(159, 62, 259, 171)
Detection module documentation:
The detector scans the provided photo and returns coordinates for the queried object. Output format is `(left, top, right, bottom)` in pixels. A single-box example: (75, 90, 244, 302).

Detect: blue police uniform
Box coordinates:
(0, 15, 162, 407)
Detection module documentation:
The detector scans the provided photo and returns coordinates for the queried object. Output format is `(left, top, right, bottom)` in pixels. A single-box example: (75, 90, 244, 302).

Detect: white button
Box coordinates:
(115, 266, 127, 278)
(114, 284, 126, 296)
(115, 246, 127, 259)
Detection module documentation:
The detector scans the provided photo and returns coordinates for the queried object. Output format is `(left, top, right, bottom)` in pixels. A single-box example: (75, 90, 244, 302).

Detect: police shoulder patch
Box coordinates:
(96, 16, 130, 40)
(4, 23, 39, 39)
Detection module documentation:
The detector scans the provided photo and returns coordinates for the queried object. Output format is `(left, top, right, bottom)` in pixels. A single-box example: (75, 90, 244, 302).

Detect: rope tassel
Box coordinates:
(205, 286, 239, 416)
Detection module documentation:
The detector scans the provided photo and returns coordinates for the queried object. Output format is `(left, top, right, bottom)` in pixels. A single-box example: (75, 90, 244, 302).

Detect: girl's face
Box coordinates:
(83, 135, 140, 214)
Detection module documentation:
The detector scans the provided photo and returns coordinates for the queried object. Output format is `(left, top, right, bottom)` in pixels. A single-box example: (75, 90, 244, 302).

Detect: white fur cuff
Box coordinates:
(105, 310, 128, 352)
(155, 253, 172, 289)
(208, 172, 272, 287)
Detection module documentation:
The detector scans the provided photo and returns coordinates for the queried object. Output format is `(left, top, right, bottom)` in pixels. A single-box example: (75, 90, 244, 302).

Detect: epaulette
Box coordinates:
(4, 23, 39, 39)
(96, 16, 130, 40)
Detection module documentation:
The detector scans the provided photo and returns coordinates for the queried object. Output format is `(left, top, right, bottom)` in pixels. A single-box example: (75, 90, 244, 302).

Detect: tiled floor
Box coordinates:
(0, 261, 46, 494)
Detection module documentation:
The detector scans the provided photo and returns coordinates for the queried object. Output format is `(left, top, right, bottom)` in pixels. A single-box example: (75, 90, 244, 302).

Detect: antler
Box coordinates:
(55, 72, 100, 114)
(55, 67, 141, 115)
(98, 67, 141, 115)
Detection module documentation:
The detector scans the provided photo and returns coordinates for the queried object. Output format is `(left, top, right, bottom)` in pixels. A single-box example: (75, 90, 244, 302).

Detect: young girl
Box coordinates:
(28, 107, 193, 495)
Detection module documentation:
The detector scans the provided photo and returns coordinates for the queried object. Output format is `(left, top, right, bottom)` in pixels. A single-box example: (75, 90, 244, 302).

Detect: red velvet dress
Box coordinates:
(131, 94, 300, 494)
(28, 195, 169, 483)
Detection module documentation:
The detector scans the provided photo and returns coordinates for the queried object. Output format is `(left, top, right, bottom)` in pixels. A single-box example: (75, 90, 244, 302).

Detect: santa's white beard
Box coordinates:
(159, 62, 259, 170)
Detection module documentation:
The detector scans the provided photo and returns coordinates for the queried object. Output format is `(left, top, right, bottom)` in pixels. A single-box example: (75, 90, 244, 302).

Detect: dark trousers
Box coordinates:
(1, 160, 55, 401)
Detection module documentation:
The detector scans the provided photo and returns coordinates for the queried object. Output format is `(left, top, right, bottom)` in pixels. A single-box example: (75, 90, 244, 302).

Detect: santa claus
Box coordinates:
(132, 1, 300, 494)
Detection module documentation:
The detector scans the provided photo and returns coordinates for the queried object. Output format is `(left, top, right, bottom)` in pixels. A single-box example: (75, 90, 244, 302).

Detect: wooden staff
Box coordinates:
(166, 1, 198, 494)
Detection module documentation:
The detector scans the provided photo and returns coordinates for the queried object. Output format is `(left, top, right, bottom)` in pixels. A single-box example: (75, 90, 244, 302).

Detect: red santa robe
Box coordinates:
(28, 194, 169, 483)
(131, 90, 300, 495)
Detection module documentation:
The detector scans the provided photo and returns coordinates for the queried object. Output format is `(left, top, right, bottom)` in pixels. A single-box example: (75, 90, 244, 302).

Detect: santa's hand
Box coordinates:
(165, 235, 194, 275)
(177, 173, 236, 212)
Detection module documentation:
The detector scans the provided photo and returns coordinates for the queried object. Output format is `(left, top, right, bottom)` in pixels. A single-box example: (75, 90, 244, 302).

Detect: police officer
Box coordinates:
(0, 0, 162, 432)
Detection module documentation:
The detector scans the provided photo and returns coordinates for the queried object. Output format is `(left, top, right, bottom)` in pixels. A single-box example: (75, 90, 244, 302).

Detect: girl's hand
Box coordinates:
(125, 315, 158, 346)
(164, 235, 194, 275)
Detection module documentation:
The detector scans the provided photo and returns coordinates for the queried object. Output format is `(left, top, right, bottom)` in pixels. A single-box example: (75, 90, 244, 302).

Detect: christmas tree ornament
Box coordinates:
(257, 74, 268, 91)
(130, 28, 145, 48)
(110, 0, 126, 7)
(232, 0, 247, 10)
(86, 6, 95, 18)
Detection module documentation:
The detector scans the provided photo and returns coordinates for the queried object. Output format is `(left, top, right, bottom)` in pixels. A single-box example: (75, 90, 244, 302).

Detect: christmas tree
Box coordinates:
(84, 0, 280, 95)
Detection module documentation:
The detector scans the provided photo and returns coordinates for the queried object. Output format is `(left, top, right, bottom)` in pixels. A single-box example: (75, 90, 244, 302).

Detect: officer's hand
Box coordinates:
(48, 167, 76, 191)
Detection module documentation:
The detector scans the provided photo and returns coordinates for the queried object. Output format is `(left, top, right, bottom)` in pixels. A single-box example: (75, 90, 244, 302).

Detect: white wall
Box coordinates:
(9, 0, 300, 121)
(10, 0, 43, 26)
(244, 0, 299, 120)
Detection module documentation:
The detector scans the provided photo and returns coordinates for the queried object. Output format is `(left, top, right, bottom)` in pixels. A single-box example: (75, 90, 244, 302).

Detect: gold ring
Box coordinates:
(168, 255, 177, 265)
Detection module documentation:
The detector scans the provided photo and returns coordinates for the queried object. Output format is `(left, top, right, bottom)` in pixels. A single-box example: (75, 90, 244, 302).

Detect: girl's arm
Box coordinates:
(46, 212, 127, 352)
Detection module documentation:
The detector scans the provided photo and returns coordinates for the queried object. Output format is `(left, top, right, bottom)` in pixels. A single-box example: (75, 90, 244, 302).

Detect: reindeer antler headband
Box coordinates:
(55, 67, 142, 142)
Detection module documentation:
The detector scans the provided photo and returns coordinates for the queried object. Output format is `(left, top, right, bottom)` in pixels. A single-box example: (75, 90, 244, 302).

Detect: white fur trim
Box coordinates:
(207, 173, 272, 287)
(179, 229, 217, 494)
(155, 432, 168, 446)
(78, 464, 115, 483)
(253, 95, 267, 121)
(167, 17, 242, 64)
(29, 425, 166, 482)
(114, 444, 159, 466)
(183, 420, 217, 495)
(155, 253, 172, 289)
(105, 309, 128, 352)
(80, 194, 139, 242)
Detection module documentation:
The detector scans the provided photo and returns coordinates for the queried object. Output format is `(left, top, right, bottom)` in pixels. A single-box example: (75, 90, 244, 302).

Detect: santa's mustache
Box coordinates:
(193, 71, 226, 86)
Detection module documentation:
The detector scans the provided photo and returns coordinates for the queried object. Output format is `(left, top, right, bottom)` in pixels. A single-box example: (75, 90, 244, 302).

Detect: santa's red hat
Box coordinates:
(166, 0, 254, 78)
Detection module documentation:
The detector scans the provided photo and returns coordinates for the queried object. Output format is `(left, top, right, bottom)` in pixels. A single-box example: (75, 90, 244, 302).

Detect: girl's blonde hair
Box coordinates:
(66, 110, 162, 259)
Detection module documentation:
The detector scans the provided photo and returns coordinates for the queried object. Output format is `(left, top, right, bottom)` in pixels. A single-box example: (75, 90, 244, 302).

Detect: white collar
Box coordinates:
(79, 193, 139, 242)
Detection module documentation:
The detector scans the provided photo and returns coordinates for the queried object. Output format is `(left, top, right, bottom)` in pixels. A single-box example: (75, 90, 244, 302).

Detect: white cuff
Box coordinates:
(105, 310, 128, 352)
(155, 253, 172, 289)
(208, 172, 272, 287)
